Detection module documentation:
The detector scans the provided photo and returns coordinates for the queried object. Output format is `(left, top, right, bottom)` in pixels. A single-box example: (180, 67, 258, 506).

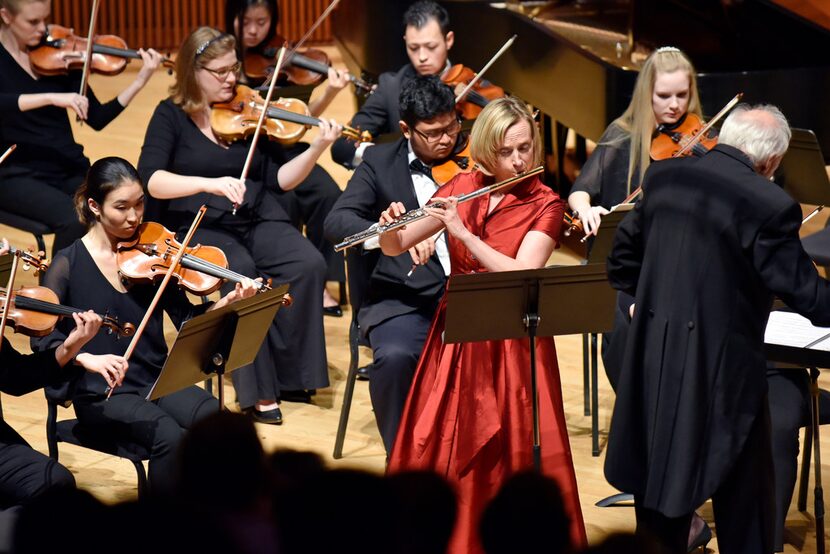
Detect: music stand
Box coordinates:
(146, 285, 289, 409)
(444, 264, 616, 470)
(0, 254, 11, 283)
(765, 311, 827, 554)
(777, 128, 830, 205)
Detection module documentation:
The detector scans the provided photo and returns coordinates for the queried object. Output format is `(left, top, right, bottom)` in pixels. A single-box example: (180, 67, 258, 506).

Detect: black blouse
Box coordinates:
(570, 122, 637, 210)
(0, 42, 124, 176)
(33, 241, 209, 400)
(137, 98, 290, 231)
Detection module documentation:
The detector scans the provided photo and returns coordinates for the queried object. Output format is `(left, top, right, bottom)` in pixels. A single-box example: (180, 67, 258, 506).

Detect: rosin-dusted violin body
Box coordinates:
(210, 85, 372, 146)
(117, 221, 230, 296)
(116, 221, 273, 296)
(28, 24, 174, 76)
(650, 112, 718, 160)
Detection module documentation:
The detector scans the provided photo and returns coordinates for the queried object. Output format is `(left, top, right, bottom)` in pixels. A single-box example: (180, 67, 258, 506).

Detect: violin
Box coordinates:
(28, 24, 174, 76)
(245, 35, 373, 96)
(650, 112, 718, 160)
(442, 64, 506, 120)
(431, 133, 476, 185)
(0, 285, 134, 338)
(210, 85, 372, 146)
(116, 221, 273, 297)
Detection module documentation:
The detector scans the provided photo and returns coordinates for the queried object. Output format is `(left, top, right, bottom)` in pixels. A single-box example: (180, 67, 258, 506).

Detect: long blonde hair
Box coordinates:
(170, 27, 237, 115)
(613, 47, 701, 192)
(470, 96, 542, 173)
(0, 0, 46, 17)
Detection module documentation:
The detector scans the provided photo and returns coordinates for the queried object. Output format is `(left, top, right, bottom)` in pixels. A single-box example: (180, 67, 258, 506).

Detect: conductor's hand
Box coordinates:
(577, 205, 609, 237)
(77, 353, 128, 389)
(206, 176, 246, 206)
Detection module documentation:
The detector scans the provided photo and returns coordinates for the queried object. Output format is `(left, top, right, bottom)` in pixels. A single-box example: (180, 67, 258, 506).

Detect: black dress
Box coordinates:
(137, 98, 329, 407)
(0, 43, 124, 254)
(33, 240, 217, 493)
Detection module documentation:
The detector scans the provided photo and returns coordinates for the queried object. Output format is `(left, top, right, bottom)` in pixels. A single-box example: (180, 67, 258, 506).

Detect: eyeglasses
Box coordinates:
(411, 119, 462, 143)
(201, 61, 241, 81)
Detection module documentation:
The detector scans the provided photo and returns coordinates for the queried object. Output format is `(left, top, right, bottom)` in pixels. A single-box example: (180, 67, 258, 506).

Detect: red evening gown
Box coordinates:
(387, 171, 587, 553)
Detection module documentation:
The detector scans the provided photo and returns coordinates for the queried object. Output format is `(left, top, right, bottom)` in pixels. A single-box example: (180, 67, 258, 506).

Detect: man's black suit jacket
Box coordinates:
(605, 144, 830, 517)
(324, 138, 446, 333)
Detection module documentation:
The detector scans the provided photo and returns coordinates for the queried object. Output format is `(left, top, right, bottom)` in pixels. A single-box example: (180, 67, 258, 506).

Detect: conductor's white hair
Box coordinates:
(718, 104, 791, 166)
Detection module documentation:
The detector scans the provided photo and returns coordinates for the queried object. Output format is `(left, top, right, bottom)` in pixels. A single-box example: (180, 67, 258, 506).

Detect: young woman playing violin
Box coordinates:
(137, 27, 341, 424)
(0, 0, 162, 256)
(33, 157, 257, 495)
(381, 97, 586, 554)
(226, 0, 350, 316)
(567, 47, 703, 237)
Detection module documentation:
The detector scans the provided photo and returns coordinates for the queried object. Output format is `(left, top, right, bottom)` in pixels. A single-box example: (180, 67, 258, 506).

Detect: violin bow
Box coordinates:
(237, 0, 340, 214)
(454, 34, 517, 104)
(0, 247, 21, 353)
(675, 92, 743, 157)
(76, 0, 101, 125)
(261, 0, 341, 89)
(803, 205, 824, 225)
(619, 92, 745, 205)
(235, 45, 288, 215)
(106, 206, 208, 399)
(0, 144, 15, 166)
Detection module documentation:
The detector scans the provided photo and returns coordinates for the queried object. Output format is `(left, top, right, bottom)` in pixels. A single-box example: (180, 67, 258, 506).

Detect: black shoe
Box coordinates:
(687, 522, 712, 552)
(323, 305, 343, 317)
(280, 389, 312, 403)
(356, 364, 372, 381)
(249, 407, 283, 425)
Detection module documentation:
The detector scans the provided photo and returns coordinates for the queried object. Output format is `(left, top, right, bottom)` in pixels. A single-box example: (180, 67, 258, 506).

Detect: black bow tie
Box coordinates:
(409, 158, 434, 181)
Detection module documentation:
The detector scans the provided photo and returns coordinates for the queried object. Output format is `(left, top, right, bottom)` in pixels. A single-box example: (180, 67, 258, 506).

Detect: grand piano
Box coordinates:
(332, 0, 830, 185)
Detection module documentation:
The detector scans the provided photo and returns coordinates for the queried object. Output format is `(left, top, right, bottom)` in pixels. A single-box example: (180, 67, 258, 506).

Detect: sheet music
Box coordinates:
(765, 311, 830, 350)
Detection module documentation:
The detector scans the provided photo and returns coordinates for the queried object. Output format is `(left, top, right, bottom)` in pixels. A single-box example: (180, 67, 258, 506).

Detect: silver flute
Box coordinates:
(334, 166, 544, 252)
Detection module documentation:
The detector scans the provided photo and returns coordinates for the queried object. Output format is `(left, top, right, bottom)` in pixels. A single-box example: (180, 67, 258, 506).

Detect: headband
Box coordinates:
(195, 32, 229, 58)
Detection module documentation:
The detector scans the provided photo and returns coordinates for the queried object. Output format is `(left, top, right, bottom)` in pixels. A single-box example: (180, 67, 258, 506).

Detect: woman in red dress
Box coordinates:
(379, 96, 587, 553)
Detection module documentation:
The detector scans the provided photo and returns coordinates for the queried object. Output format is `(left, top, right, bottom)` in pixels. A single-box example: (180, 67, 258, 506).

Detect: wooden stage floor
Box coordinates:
(1, 48, 827, 551)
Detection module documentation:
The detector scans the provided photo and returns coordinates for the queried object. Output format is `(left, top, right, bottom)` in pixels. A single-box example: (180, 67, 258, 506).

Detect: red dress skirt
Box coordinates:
(387, 172, 587, 553)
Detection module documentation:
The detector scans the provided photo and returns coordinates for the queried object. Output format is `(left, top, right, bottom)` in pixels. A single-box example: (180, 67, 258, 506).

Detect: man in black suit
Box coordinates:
(325, 76, 460, 454)
(605, 105, 830, 553)
(330, 0, 455, 169)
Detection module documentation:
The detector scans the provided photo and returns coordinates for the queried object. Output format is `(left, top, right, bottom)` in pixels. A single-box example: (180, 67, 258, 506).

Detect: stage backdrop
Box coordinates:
(52, 0, 333, 51)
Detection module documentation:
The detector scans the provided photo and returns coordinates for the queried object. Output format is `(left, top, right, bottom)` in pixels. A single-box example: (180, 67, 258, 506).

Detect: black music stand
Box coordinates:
(765, 311, 827, 554)
(147, 285, 289, 409)
(777, 128, 830, 206)
(582, 203, 633, 455)
(444, 264, 616, 470)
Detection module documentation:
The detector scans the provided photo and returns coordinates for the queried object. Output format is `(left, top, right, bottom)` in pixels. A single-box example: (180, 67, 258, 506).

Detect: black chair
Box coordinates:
(332, 248, 379, 459)
(45, 388, 150, 499)
(0, 209, 49, 254)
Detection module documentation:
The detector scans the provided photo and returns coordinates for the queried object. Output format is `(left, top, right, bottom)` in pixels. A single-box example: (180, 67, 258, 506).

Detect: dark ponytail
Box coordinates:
(75, 157, 141, 227)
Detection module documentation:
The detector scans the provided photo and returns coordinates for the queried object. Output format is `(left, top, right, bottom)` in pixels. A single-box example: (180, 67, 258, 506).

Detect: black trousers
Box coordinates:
(635, 403, 775, 554)
(367, 310, 432, 455)
(276, 145, 345, 284)
(0, 167, 86, 255)
(0, 426, 74, 507)
(192, 221, 329, 408)
(767, 369, 830, 551)
(74, 386, 217, 495)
